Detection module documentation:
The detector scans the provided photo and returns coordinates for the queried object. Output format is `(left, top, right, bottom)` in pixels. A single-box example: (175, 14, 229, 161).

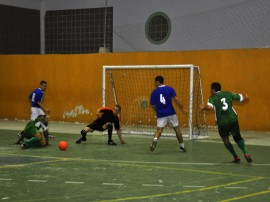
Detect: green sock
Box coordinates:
(25, 137, 42, 147)
(224, 143, 238, 158)
(237, 140, 248, 154)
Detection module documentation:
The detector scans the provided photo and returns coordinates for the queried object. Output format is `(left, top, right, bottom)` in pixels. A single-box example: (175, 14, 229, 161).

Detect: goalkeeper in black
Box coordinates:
(76, 104, 126, 145)
(200, 82, 252, 163)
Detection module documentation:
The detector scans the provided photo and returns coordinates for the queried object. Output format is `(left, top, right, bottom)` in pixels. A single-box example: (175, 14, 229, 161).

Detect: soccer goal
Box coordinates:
(102, 64, 208, 140)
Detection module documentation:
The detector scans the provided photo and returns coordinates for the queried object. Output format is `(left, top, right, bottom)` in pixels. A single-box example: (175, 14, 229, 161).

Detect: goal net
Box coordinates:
(102, 64, 208, 140)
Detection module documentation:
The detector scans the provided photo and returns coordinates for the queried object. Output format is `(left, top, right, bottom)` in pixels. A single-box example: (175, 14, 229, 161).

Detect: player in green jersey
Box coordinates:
(200, 82, 252, 163)
(16, 115, 49, 149)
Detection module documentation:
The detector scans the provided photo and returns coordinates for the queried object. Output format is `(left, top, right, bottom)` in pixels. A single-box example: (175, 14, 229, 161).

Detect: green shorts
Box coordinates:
(218, 121, 240, 138)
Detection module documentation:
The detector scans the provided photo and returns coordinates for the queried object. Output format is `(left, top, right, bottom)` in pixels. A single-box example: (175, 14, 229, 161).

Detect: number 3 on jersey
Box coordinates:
(221, 98, 228, 111)
(160, 94, 166, 104)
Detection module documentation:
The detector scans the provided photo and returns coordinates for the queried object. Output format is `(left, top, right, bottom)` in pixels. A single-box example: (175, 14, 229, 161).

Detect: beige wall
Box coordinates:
(0, 49, 269, 131)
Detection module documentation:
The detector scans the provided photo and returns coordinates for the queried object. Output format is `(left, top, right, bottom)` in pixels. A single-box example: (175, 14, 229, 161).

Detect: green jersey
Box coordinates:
(23, 117, 48, 138)
(207, 91, 243, 126)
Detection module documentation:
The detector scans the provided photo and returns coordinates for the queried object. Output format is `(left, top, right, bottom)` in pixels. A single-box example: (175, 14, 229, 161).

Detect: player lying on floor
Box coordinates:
(76, 104, 126, 145)
(15, 115, 49, 149)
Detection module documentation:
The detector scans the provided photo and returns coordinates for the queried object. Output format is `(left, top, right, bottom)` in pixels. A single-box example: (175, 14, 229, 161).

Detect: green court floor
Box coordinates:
(0, 129, 269, 202)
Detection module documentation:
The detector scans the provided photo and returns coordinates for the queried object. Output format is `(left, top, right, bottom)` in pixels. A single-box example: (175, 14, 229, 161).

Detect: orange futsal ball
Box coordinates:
(58, 141, 68, 151)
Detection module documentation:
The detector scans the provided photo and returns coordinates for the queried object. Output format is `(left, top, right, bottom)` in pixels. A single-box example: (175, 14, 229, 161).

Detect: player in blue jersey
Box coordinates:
(29, 80, 50, 120)
(17, 81, 53, 140)
(150, 76, 187, 152)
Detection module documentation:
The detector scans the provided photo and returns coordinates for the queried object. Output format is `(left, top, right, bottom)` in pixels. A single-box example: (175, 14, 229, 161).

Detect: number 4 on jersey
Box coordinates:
(160, 94, 166, 104)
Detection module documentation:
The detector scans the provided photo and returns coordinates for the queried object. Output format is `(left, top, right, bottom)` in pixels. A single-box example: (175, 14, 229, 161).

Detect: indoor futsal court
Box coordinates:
(1, 0, 270, 202)
(0, 120, 269, 202)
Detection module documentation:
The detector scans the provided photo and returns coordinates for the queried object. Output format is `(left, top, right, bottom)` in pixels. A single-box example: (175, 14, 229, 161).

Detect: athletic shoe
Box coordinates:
(21, 143, 29, 150)
(232, 156, 241, 163)
(108, 140, 117, 146)
(244, 154, 253, 163)
(76, 136, 87, 144)
(48, 134, 54, 138)
(179, 146, 187, 152)
(150, 141, 157, 151)
(18, 132, 22, 137)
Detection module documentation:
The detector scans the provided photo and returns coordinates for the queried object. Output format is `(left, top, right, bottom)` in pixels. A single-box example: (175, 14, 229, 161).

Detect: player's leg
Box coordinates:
(102, 122, 117, 145)
(35, 109, 54, 138)
(21, 128, 46, 149)
(150, 127, 163, 151)
(76, 122, 96, 144)
(218, 124, 239, 163)
(169, 115, 186, 152)
(231, 122, 253, 163)
(43, 119, 54, 138)
(150, 117, 166, 151)
(17, 120, 32, 144)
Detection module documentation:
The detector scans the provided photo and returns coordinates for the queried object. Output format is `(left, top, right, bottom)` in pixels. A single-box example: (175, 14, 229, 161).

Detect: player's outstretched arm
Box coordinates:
(117, 130, 126, 144)
(151, 105, 157, 113)
(37, 102, 50, 114)
(173, 96, 187, 113)
(241, 93, 249, 102)
(200, 104, 213, 111)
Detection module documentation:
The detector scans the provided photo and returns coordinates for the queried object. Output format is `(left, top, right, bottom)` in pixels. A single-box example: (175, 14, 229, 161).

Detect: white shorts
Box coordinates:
(157, 114, 179, 128)
(31, 107, 45, 120)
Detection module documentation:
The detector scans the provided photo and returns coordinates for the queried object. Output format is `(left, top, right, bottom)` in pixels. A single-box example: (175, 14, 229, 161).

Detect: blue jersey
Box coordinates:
(150, 85, 176, 118)
(29, 88, 44, 108)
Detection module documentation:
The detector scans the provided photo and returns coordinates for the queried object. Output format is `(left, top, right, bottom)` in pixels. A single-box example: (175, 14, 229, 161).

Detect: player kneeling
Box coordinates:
(76, 105, 126, 145)
(16, 115, 49, 149)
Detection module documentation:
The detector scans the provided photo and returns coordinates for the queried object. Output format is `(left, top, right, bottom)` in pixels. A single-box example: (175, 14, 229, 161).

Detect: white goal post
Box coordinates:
(102, 64, 208, 140)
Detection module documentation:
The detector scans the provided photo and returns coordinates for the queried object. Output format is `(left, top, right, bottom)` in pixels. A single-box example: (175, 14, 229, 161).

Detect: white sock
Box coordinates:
(154, 137, 158, 141)
(180, 143, 184, 148)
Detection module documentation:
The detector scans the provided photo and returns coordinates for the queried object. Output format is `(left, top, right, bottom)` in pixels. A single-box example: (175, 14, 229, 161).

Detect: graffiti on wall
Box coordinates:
(63, 105, 91, 118)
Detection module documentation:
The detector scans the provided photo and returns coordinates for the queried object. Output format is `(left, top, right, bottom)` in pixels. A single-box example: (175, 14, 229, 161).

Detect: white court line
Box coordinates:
(143, 184, 164, 187)
(65, 181, 84, 184)
(2, 152, 270, 167)
(225, 187, 248, 189)
(0, 178, 12, 181)
(28, 180, 47, 182)
(102, 183, 124, 186)
(183, 185, 206, 188)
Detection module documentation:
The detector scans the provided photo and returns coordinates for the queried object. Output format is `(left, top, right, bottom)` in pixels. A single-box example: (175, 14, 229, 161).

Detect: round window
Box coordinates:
(145, 12, 171, 44)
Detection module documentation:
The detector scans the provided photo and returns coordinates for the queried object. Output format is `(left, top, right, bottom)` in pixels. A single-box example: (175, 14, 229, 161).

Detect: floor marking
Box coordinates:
(1, 197, 10, 200)
(65, 181, 84, 184)
(102, 183, 124, 186)
(111, 162, 257, 178)
(142, 184, 164, 187)
(0, 159, 67, 169)
(0, 178, 12, 181)
(28, 180, 47, 182)
(183, 185, 205, 188)
(219, 189, 270, 202)
(0, 152, 268, 179)
(99, 177, 264, 202)
(2, 152, 270, 167)
(224, 186, 247, 189)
